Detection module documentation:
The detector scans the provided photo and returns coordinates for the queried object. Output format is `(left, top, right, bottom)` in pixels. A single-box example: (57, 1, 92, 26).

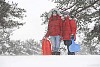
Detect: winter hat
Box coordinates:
(52, 10, 58, 14)
(48, 8, 62, 18)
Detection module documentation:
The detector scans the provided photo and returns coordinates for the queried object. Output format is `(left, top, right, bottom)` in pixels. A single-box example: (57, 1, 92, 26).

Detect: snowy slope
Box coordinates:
(0, 56, 100, 67)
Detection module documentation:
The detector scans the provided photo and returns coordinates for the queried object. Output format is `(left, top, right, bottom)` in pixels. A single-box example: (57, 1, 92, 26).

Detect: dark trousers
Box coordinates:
(52, 52, 60, 55)
(64, 40, 75, 55)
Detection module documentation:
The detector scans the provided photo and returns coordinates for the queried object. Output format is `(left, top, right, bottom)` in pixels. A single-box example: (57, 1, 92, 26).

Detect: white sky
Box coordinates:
(6, 0, 57, 42)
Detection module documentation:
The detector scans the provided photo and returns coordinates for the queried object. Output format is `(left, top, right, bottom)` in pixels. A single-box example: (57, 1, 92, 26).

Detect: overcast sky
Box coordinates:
(6, 0, 56, 42)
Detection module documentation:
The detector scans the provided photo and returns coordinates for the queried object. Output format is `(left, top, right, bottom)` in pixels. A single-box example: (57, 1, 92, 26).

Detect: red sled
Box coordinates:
(42, 38, 51, 55)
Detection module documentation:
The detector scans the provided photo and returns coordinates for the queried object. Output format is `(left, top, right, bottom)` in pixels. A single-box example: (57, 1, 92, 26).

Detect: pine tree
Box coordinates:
(0, 0, 26, 55)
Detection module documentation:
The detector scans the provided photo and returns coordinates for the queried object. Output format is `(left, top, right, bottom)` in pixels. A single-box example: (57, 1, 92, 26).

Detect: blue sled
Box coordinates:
(69, 39, 80, 52)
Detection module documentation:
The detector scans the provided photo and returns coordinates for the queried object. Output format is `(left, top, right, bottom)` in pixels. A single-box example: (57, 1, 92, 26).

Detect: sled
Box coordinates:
(42, 38, 51, 55)
(69, 39, 80, 52)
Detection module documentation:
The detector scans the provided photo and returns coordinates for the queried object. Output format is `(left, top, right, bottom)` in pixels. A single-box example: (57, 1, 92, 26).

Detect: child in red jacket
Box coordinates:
(62, 12, 77, 55)
(44, 10, 62, 55)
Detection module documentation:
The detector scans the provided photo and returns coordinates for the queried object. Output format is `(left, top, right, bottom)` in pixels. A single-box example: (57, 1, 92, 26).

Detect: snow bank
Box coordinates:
(0, 56, 100, 67)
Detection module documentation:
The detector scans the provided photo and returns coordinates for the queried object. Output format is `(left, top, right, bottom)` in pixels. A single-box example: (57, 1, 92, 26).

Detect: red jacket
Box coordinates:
(62, 16, 77, 40)
(45, 15, 62, 37)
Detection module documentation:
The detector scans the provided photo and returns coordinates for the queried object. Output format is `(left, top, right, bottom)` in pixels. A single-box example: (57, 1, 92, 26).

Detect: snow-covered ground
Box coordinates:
(0, 56, 100, 67)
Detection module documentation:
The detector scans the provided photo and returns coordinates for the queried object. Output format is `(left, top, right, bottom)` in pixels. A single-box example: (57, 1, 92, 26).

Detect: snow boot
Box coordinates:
(55, 52, 60, 55)
(52, 52, 56, 55)
(52, 52, 60, 55)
